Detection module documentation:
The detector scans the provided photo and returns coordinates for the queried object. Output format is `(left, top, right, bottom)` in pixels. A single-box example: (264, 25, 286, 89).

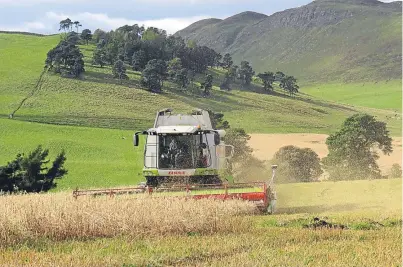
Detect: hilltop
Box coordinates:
(176, 0, 402, 83)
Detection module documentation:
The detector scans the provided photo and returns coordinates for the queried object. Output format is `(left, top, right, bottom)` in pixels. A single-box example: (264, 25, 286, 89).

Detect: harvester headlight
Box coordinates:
(144, 171, 154, 176)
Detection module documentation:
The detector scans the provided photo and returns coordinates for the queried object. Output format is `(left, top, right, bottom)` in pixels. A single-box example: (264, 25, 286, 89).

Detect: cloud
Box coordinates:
(0, 11, 210, 34)
(0, 21, 46, 32)
(0, 0, 90, 6)
(44, 11, 210, 34)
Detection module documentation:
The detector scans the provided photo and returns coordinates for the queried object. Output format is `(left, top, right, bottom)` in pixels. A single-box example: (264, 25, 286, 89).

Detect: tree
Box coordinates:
(167, 57, 182, 80)
(258, 72, 275, 92)
(132, 50, 148, 71)
(176, 68, 189, 89)
(280, 75, 299, 96)
(92, 48, 107, 67)
(73, 21, 82, 33)
(207, 110, 230, 130)
(66, 32, 80, 45)
(200, 74, 213, 96)
(389, 164, 402, 178)
(93, 28, 107, 43)
(322, 114, 393, 181)
(0, 146, 67, 193)
(59, 18, 72, 33)
(238, 61, 255, 86)
(112, 60, 129, 83)
(222, 53, 233, 70)
(272, 146, 323, 183)
(80, 29, 92, 45)
(141, 59, 167, 92)
(45, 40, 85, 77)
(220, 65, 238, 91)
(275, 71, 285, 82)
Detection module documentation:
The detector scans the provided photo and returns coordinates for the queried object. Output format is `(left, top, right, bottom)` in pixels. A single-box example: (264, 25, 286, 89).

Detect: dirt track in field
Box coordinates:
(248, 134, 402, 175)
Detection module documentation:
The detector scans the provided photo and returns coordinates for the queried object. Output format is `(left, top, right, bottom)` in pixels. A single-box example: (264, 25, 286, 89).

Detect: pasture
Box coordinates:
(0, 33, 401, 136)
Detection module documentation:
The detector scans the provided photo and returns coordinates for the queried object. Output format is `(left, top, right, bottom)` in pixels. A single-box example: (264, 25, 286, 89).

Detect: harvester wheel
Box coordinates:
(146, 177, 159, 187)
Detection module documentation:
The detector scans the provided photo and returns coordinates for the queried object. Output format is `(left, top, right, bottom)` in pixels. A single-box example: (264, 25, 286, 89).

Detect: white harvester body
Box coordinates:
(134, 109, 233, 186)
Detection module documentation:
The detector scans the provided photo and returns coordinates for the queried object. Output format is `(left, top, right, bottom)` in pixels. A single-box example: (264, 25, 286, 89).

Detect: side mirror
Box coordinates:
(214, 133, 220, 145)
(133, 134, 139, 147)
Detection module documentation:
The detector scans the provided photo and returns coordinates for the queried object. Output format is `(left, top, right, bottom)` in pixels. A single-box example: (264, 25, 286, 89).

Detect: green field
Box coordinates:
(1, 178, 401, 267)
(303, 81, 402, 111)
(0, 118, 143, 190)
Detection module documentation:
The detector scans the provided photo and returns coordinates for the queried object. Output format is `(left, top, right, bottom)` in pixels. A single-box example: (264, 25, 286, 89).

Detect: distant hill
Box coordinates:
(176, 0, 402, 83)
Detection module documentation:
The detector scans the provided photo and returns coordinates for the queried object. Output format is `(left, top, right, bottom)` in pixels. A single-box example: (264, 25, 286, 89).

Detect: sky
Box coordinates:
(0, 0, 398, 35)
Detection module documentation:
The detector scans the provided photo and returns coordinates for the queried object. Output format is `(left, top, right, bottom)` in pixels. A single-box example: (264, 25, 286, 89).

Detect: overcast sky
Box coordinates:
(0, 0, 398, 35)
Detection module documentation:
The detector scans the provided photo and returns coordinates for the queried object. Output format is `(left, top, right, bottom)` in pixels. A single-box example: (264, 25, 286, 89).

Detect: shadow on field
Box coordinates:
(276, 203, 366, 214)
(83, 70, 143, 88)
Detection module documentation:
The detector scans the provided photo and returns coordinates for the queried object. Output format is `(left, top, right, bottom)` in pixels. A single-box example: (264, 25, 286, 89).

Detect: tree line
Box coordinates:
(45, 19, 299, 96)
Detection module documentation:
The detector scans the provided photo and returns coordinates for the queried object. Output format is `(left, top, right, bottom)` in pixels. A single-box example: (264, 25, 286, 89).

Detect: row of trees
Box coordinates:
(49, 20, 299, 96)
(220, 53, 299, 96)
(271, 114, 395, 183)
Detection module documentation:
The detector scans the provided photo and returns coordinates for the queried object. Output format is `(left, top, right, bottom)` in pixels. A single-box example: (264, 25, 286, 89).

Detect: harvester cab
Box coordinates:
(133, 109, 234, 187)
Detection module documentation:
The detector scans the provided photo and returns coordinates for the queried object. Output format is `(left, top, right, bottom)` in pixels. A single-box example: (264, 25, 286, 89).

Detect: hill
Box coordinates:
(0, 33, 400, 134)
(176, 0, 402, 83)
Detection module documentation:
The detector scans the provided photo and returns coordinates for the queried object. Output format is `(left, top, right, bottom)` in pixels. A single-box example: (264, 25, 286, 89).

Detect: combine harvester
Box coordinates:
(73, 109, 277, 213)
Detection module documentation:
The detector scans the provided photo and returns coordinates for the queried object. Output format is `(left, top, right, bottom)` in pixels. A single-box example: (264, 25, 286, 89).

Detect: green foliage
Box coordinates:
(0, 146, 67, 193)
(45, 40, 85, 77)
(58, 18, 73, 33)
(323, 114, 393, 181)
(141, 59, 167, 92)
(207, 110, 230, 130)
(222, 53, 233, 69)
(200, 74, 213, 96)
(66, 32, 80, 45)
(280, 75, 299, 96)
(239, 61, 255, 86)
(132, 50, 148, 71)
(272, 145, 323, 183)
(92, 48, 107, 68)
(73, 21, 82, 33)
(80, 29, 92, 45)
(258, 72, 275, 92)
(112, 60, 129, 83)
(389, 163, 402, 178)
(275, 71, 285, 82)
(167, 58, 189, 88)
(220, 65, 237, 90)
(93, 29, 107, 43)
(167, 57, 182, 80)
(142, 27, 166, 41)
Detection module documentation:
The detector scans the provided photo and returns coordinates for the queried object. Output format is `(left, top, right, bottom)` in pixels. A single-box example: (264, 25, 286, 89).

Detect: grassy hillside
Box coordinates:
(176, 0, 402, 83)
(1, 178, 401, 266)
(0, 33, 400, 135)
